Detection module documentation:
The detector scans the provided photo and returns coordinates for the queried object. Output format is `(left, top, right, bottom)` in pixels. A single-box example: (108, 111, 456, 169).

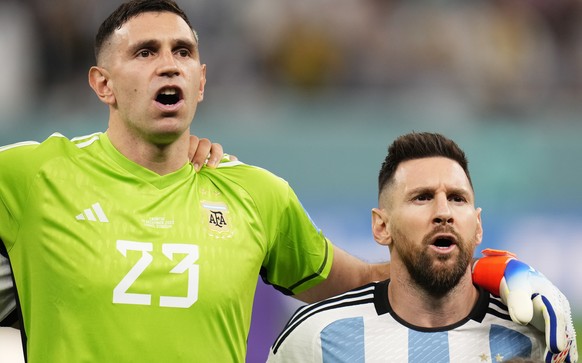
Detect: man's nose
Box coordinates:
(157, 51, 180, 77)
(433, 196, 453, 225)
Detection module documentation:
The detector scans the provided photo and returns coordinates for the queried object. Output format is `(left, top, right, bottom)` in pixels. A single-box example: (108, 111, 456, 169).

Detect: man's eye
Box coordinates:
(449, 195, 466, 203)
(138, 50, 152, 57)
(177, 49, 190, 57)
(415, 194, 431, 201)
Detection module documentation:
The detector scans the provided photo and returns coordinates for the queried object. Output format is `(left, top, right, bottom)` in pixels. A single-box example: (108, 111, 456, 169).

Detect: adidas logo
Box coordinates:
(76, 202, 109, 223)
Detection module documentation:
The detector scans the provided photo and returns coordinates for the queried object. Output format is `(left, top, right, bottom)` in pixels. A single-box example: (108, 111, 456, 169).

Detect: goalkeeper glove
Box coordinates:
(472, 248, 578, 363)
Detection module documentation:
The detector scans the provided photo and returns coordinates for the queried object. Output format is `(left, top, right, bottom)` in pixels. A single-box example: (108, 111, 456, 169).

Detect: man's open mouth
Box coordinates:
(156, 88, 182, 105)
(433, 237, 454, 249)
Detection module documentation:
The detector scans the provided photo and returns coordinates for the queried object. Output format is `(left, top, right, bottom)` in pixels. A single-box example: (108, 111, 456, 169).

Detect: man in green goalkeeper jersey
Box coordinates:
(0, 1, 390, 361)
(0, 0, 573, 362)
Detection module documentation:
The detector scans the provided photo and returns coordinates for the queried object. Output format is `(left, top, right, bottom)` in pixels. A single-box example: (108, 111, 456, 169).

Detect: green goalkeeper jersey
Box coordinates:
(0, 132, 333, 362)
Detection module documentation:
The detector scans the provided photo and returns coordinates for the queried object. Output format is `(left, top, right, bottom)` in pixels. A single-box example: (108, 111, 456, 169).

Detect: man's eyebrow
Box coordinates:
(405, 187, 433, 197)
(174, 38, 198, 55)
(128, 39, 160, 54)
(443, 187, 473, 199)
(405, 186, 472, 197)
(127, 38, 198, 54)
(174, 38, 197, 49)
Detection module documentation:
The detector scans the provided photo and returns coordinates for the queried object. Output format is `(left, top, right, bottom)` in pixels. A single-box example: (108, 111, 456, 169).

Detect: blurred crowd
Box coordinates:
(1, 0, 582, 120)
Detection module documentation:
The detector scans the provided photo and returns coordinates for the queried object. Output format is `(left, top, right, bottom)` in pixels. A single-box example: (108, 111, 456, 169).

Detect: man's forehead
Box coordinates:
(394, 157, 471, 189)
(113, 11, 196, 44)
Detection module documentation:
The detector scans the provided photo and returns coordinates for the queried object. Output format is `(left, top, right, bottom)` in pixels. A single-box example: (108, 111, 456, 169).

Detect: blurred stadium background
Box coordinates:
(1, 0, 581, 361)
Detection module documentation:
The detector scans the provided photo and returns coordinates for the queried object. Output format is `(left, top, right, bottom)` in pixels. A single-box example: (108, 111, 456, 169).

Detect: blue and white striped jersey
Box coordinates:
(268, 280, 545, 363)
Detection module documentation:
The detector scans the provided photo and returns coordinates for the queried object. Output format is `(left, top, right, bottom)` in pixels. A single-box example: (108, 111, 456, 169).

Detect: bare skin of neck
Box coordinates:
(106, 122, 191, 176)
(388, 261, 479, 328)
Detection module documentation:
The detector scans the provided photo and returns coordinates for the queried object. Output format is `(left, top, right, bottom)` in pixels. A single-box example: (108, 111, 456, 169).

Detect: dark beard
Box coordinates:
(396, 229, 473, 298)
(406, 248, 471, 298)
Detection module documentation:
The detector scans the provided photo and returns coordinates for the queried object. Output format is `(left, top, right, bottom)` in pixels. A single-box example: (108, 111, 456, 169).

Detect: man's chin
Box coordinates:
(147, 125, 189, 144)
(144, 135, 182, 149)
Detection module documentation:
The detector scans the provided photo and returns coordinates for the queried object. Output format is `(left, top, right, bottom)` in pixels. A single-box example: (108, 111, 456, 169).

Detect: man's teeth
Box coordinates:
(160, 89, 177, 95)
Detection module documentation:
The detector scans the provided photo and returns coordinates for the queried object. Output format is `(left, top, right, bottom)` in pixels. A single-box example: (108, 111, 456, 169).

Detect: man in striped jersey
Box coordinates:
(268, 132, 577, 363)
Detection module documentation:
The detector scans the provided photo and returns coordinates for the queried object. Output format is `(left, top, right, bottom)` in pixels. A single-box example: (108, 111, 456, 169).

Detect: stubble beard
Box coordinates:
(394, 227, 475, 298)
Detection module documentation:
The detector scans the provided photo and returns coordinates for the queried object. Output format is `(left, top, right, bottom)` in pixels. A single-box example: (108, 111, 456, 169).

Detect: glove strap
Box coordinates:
(472, 248, 517, 297)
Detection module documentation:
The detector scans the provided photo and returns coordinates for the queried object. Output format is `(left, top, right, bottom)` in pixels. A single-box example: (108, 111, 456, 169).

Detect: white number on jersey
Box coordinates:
(113, 240, 199, 308)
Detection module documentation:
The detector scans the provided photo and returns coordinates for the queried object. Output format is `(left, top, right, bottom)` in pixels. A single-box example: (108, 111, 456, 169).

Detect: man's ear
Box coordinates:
(475, 207, 483, 246)
(197, 64, 207, 102)
(372, 208, 391, 247)
(88, 66, 115, 105)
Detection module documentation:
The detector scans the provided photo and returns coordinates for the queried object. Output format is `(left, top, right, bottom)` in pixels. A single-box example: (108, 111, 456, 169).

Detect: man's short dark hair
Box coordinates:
(94, 0, 195, 62)
(378, 132, 472, 197)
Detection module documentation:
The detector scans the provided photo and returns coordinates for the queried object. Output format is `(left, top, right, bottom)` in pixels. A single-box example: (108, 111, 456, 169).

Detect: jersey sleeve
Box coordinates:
(268, 337, 320, 363)
(267, 305, 323, 363)
(261, 183, 333, 295)
(0, 142, 41, 322)
(0, 141, 41, 251)
(0, 134, 83, 251)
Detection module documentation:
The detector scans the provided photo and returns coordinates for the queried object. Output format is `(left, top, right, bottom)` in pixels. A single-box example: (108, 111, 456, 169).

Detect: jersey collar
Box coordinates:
(99, 133, 194, 189)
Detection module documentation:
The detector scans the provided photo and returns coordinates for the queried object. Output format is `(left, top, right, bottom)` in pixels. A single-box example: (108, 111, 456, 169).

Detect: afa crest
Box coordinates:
(201, 201, 232, 237)
(209, 210, 227, 228)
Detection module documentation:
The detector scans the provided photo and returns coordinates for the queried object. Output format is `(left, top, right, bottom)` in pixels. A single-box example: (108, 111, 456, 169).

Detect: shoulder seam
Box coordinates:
(71, 133, 102, 149)
(0, 141, 39, 153)
(216, 160, 244, 168)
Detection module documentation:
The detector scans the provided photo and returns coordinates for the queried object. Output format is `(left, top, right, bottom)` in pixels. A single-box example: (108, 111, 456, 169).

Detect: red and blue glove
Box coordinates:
(472, 248, 578, 363)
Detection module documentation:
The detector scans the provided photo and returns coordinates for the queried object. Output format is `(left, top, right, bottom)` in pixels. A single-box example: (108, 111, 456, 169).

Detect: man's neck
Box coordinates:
(106, 126, 190, 176)
(388, 263, 479, 328)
